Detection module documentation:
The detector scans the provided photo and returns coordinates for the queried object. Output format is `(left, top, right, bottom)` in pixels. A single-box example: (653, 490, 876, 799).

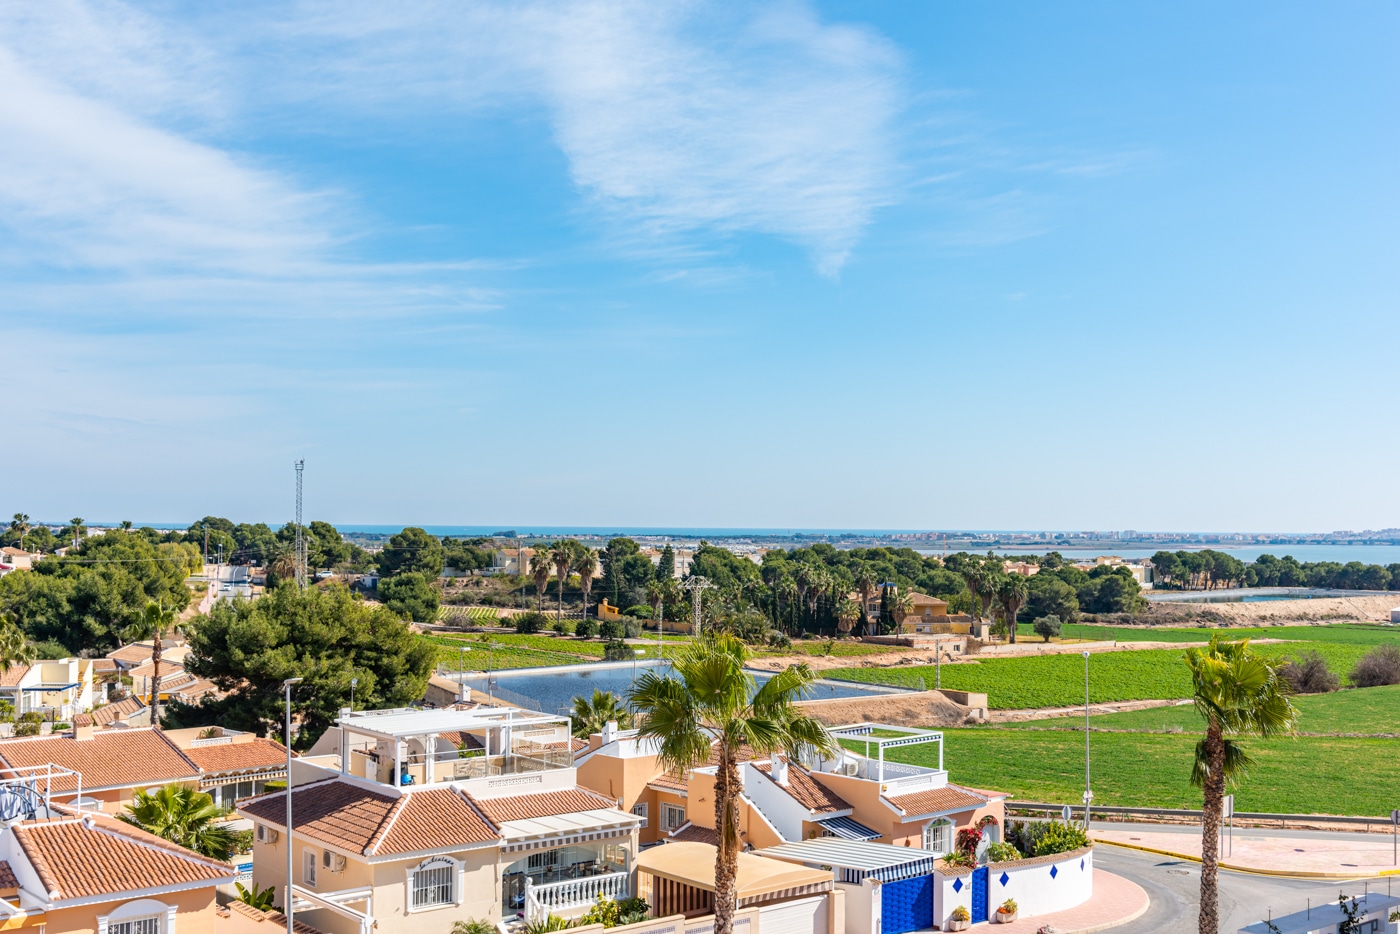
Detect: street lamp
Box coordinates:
(349, 676, 357, 711)
(282, 677, 303, 934)
(1082, 651, 1092, 826)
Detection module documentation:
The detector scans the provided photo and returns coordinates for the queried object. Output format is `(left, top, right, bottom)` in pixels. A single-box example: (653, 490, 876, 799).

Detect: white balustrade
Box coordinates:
(524, 872, 629, 921)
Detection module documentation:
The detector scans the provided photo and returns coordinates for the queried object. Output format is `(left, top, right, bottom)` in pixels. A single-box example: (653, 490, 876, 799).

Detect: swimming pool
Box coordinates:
(455, 659, 910, 714)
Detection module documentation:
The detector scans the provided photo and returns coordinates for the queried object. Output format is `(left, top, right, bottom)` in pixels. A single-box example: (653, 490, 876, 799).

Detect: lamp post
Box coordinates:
(459, 646, 468, 703)
(282, 677, 303, 934)
(349, 677, 357, 711)
(1083, 651, 1092, 826)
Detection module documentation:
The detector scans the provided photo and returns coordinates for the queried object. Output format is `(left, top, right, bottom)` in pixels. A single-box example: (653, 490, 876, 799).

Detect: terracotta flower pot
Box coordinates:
(995, 909, 1019, 924)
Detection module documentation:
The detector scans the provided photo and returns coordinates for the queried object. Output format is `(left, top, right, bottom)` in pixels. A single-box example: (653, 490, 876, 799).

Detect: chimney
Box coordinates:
(601, 720, 618, 744)
(770, 752, 788, 787)
(71, 716, 95, 742)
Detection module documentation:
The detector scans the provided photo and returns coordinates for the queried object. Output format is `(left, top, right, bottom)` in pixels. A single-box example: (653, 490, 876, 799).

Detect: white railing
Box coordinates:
(524, 872, 628, 921)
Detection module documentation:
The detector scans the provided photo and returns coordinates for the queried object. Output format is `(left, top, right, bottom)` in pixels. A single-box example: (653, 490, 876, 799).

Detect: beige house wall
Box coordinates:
(43, 890, 219, 934)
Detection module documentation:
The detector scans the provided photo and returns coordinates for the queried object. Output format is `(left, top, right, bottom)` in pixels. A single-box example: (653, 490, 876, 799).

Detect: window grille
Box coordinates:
(411, 863, 455, 909)
(111, 916, 161, 934)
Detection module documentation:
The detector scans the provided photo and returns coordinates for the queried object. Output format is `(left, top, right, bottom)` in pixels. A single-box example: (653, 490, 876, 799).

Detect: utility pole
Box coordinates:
(683, 576, 713, 637)
(294, 460, 307, 590)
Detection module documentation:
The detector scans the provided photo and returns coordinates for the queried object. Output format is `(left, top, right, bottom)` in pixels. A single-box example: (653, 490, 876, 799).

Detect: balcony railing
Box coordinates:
(525, 871, 628, 922)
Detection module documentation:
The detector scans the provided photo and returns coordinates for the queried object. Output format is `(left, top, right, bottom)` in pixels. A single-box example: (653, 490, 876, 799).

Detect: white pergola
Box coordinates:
(828, 722, 944, 780)
(336, 706, 571, 785)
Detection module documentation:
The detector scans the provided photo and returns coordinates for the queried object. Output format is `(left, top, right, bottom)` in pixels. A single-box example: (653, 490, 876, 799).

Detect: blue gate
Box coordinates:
(970, 867, 989, 924)
(879, 874, 933, 934)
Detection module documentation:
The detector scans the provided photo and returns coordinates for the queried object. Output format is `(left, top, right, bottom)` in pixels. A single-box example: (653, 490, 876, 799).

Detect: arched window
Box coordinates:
(407, 855, 460, 911)
(99, 899, 176, 934)
(921, 819, 954, 854)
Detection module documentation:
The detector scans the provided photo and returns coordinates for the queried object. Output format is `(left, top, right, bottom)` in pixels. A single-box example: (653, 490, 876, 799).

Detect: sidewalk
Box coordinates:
(966, 869, 1149, 933)
(1093, 827, 1400, 878)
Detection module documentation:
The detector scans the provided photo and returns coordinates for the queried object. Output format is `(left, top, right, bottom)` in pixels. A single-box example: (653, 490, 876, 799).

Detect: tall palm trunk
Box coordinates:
(149, 633, 164, 730)
(713, 749, 741, 934)
(1198, 718, 1225, 934)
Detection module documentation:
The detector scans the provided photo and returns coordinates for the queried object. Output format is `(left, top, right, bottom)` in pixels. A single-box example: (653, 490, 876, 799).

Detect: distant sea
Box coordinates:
(913, 544, 1400, 565)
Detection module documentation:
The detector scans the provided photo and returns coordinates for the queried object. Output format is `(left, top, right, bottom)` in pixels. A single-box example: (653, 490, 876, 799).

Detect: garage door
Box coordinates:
(880, 875, 933, 934)
(760, 895, 827, 934)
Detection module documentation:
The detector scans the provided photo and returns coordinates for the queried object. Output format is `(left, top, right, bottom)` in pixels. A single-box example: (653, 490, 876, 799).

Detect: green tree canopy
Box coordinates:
(377, 527, 444, 578)
(378, 572, 440, 621)
(180, 584, 435, 746)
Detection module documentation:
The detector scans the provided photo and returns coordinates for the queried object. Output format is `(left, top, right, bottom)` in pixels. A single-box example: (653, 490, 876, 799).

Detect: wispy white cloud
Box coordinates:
(261, 0, 905, 275)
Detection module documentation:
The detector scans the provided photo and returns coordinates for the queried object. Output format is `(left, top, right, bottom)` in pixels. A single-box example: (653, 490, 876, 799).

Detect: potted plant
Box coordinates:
(996, 898, 1018, 923)
(946, 905, 970, 931)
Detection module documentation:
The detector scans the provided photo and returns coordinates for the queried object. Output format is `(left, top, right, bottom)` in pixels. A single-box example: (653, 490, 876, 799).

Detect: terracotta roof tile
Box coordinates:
(105, 643, 158, 665)
(0, 860, 17, 892)
(167, 678, 219, 700)
(648, 773, 688, 793)
(470, 788, 616, 824)
(436, 731, 484, 750)
(127, 661, 184, 680)
(240, 780, 498, 856)
(884, 786, 985, 818)
(12, 815, 231, 900)
(184, 739, 290, 776)
(751, 762, 850, 814)
(0, 729, 199, 792)
(371, 787, 497, 855)
(92, 659, 120, 673)
(89, 696, 146, 727)
(241, 780, 398, 854)
(0, 665, 31, 687)
(668, 824, 718, 845)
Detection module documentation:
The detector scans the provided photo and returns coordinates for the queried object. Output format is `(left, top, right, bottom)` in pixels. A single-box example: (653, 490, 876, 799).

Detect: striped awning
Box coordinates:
(815, 816, 881, 842)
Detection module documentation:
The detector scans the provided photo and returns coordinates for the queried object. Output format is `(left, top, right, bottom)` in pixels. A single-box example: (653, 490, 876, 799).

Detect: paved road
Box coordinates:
(1096, 846, 1394, 933)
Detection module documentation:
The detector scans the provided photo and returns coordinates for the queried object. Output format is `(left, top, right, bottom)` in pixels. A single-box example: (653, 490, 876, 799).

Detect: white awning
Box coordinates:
(500, 807, 639, 852)
(759, 838, 937, 882)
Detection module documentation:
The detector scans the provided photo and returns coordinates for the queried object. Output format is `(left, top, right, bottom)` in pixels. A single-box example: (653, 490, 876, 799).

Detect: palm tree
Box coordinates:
(646, 581, 664, 632)
(1185, 638, 1296, 934)
(8, 514, 29, 551)
(574, 548, 599, 623)
(68, 517, 85, 548)
(529, 551, 552, 611)
(793, 566, 815, 630)
(119, 520, 133, 531)
(120, 784, 240, 860)
(550, 542, 574, 621)
(960, 565, 987, 621)
(268, 549, 298, 587)
(835, 598, 861, 637)
(571, 689, 634, 738)
(775, 578, 799, 634)
(996, 575, 1029, 645)
(0, 613, 34, 673)
(126, 601, 180, 728)
(855, 570, 877, 636)
(628, 635, 836, 934)
(892, 588, 915, 626)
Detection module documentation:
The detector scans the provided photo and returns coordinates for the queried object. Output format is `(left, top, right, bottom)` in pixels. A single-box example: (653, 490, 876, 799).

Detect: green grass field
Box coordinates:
(1007, 684, 1400, 736)
(875, 728, 1400, 816)
(1041, 622, 1400, 646)
(825, 641, 1383, 709)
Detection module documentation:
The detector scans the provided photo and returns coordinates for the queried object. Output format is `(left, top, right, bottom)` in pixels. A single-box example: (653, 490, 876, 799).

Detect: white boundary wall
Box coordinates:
(933, 846, 1093, 924)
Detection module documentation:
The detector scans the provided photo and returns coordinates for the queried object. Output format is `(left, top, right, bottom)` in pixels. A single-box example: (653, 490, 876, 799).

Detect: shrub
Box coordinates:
(766, 630, 792, 650)
(523, 915, 573, 934)
(1033, 615, 1062, 643)
(603, 639, 633, 661)
(1351, 646, 1400, 688)
(950, 906, 970, 922)
(623, 619, 642, 639)
(623, 605, 654, 619)
(1278, 651, 1340, 694)
(1032, 820, 1090, 857)
(984, 842, 1022, 862)
(14, 712, 42, 737)
(513, 611, 550, 634)
(954, 826, 981, 856)
(997, 898, 1017, 915)
(552, 619, 574, 635)
(576, 618, 600, 639)
(600, 619, 625, 640)
(452, 921, 497, 934)
(941, 852, 976, 869)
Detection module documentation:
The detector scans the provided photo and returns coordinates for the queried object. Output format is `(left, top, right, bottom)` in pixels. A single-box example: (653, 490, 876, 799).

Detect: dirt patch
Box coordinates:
(991, 698, 1191, 723)
(1141, 594, 1400, 626)
(796, 690, 972, 728)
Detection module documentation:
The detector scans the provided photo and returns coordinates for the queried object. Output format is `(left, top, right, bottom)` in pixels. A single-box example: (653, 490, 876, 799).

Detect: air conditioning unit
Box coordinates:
(256, 824, 279, 844)
(322, 850, 347, 872)
(843, 761, 860, 777)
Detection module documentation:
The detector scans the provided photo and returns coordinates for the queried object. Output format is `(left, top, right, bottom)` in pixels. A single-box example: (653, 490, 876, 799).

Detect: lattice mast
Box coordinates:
(294, 459, 307, 590)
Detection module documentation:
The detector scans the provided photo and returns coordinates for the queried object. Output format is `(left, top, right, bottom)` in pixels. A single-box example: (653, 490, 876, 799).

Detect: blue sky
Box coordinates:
(2, 1, 1396, 531)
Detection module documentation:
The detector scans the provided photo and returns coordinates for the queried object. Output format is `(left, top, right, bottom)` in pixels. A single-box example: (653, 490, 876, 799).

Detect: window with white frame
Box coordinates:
(409, 857, 457, 910)
(922, 819, 954, 854)
(303, 848, 318, 886)
(660, 803, 686, 832)
(109, 916, 162, 934)
(630, 803, 648, 827)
